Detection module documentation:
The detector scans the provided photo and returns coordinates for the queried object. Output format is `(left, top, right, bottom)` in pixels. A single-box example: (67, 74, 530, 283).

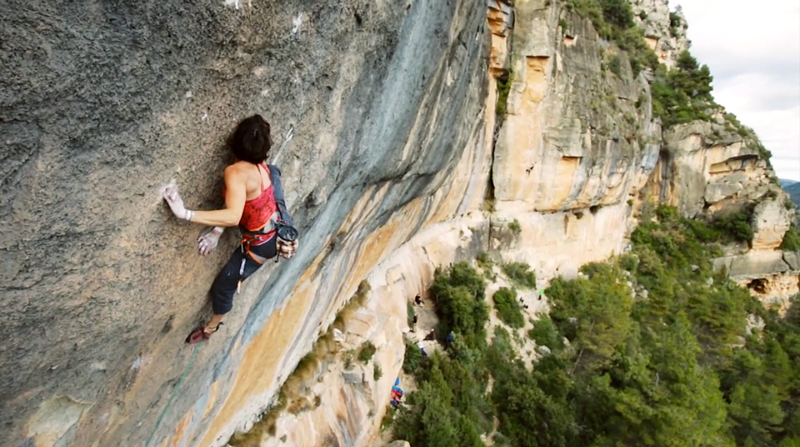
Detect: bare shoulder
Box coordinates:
(224, 162, 247, 178)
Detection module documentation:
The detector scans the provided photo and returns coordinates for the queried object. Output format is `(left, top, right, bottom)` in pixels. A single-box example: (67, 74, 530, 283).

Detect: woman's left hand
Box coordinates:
(198, 227, 224, 256)
(162, 185, 190, 220)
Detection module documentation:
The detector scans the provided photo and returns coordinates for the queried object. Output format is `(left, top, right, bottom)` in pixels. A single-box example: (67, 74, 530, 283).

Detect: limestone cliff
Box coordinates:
(637, 54, 798, 308)
(1, 1, 796, 447)
(486, 0, 659, 277)
(630, 0, 688, 69)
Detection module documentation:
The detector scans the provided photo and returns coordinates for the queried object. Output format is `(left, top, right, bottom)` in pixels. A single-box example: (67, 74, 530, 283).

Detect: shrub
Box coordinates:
(508, 219, 522, 235)
(496, 69, 514, 117)
(669, 11, 682, 37)
(373, 363, 382, 381)
(431, 262, 489, 348)
(440, 261, 487, 300)
(600, 0, 634, 29)
(711, 206, 755, 244)
(493, 287, 525, 328)
(608, 54, 622, 76)
(651, 51, 715, 126)
(527, 315, 564, 351)
(402, 341, 422, 374)
(780, 223, 800, 251)
(687, 218, 722, 243)
(380, 409, 394, 431)
(358, 341, 377, 363)
(618, 253, 639, 272)
(476, 251, 493, 270)
(501, 262, 537, 289)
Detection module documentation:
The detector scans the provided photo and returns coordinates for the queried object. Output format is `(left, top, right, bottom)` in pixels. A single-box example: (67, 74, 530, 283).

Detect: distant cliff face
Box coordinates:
(648, 116, 798, 310)
(2, 1, 796, 447)
(486, 0, 660, 276)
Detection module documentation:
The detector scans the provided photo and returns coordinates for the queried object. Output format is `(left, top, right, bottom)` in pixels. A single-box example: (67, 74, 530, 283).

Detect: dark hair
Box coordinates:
(230, 114, 272, 163)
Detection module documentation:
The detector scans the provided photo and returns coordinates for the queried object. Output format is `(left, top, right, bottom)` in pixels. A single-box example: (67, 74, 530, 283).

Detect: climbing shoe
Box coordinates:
(185, 322, 223, 344)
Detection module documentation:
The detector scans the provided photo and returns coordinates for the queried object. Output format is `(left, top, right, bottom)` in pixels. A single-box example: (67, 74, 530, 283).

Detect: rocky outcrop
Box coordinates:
(752, 197, 793, 250)
(714, 250, 800, 312)
(646, 120, 781, 218)
(630, 0, 688, 68)
(633, 10, 797, 310)
(383, 442, 411, 447)
(494, 5, 654, 213)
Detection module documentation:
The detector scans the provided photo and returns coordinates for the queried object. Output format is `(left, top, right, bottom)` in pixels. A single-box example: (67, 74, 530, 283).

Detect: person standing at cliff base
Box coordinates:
(162, 114, 299, 344)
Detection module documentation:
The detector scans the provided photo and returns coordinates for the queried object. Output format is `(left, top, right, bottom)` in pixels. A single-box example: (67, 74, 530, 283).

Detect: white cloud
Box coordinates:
(675, 0, 800, 180)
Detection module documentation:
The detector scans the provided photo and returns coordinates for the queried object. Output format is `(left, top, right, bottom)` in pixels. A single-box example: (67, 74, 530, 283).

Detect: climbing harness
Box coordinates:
(236, 218, 298, 294)
(144, 344, 200, 447)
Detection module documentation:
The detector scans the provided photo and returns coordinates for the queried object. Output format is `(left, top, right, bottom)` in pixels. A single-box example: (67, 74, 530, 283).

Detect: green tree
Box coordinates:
(501, 262, 537, 289)
(493, 287, 525, 328)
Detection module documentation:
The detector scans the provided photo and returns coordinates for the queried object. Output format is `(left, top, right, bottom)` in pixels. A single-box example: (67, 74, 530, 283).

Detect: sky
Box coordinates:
(675, 0, 800, 181)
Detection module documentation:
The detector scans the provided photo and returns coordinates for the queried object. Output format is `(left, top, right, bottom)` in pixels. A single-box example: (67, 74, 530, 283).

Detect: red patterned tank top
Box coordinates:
(226, 163, 278, 233)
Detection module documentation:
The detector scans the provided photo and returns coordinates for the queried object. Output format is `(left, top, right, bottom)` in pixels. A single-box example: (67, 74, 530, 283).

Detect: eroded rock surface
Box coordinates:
(630, 0, 688, 68)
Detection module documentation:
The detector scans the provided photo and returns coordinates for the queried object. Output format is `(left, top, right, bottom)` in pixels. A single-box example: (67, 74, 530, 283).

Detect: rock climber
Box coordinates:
(418, 340, 428, 357)
(162, 114, 299, 344)
(390, 387, 405, 408)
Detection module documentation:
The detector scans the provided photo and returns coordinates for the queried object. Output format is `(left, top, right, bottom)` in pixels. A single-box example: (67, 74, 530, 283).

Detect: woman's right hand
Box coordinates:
(163, 185, 190, 220)
(278, 238, 299, 259)
(197, 227, 224, 256)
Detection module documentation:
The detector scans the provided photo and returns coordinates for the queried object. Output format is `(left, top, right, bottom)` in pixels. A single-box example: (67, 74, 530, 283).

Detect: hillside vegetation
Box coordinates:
(389, 205, 800, 447)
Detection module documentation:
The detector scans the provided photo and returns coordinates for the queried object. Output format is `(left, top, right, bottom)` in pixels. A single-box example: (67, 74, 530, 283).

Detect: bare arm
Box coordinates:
(188, 166, 247, 227)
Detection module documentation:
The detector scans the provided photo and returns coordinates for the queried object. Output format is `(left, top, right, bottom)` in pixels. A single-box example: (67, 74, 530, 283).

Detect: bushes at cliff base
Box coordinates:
(493, 287, 525, 328)
(392, 207, 799, 447)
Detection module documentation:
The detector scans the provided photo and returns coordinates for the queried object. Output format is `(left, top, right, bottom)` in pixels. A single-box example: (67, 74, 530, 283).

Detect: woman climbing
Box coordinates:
(161, 114, 299, 344)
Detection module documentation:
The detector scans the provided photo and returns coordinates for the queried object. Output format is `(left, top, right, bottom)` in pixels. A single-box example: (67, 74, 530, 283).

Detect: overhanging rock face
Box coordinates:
(0, 1, 487, 446)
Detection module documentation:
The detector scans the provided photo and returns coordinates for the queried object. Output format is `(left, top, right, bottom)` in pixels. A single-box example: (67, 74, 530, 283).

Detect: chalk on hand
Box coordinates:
(157, 179, 177, 204)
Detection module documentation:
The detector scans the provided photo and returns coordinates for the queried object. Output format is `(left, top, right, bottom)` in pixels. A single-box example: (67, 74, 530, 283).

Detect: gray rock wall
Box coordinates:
(0, 1, 487, 446)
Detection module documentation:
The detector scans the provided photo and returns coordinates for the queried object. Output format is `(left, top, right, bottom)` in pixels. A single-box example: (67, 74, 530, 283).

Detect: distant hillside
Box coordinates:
(784, 182, 800, 208)
(780, 179, 797, 188)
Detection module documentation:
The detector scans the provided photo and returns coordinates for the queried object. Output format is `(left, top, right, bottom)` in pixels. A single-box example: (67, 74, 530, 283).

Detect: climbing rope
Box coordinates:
(144, 344, 200, 447)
